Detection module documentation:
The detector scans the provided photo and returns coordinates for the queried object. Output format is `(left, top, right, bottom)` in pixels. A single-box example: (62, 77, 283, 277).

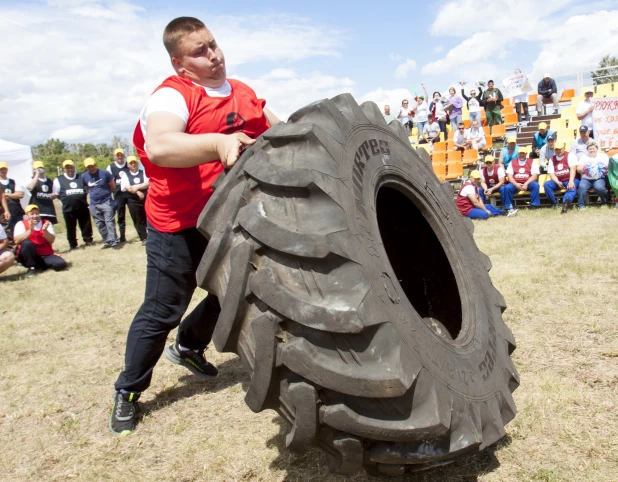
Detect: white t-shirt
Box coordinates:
(577, 152, 610, 180)
(423, 122, 441, 139)
(506, 159, 540, 176)
(52, 173, 77, 196)
(467, 96, 482, 113)
(576, 99, 594, 129)
(433, 100, 447, 121)
(120, 170, 150, 192)
(139, 80, 233, 137)
(459, 184, 477, 197)
(483, 166, 506, 182)
(0, 223, 6, 241)
(468, 127, 484, 142)
(454, 129, 470, 145)
(397, 106, 411, 124)
(547, 154, 576, 174)
(14, 219, 56, 237)
(415, 101, 429, 122)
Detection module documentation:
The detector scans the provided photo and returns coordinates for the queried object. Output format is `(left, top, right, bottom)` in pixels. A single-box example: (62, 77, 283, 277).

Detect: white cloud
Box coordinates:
(394, 59, 417, 79)
(50, 125, 102, 142)
(360, 88, 414, 113)
(389, 53, 402, 61)
(433, 45, 444, 53)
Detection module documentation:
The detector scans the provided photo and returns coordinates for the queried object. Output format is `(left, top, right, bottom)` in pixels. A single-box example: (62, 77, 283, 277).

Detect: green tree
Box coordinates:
(591, 55, 618, 85)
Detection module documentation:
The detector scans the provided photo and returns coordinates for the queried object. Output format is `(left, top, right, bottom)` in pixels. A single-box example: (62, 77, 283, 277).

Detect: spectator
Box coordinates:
(26, 161, 57, 225)
(576, 140, 609, 209)
(461, 83, 483, 124)
(445, 87, 464, 130)
(500, 136, 519, 169)
(52, 160, 94, 250)
(569, 125, 592, 162)
(429, 91, 448, 139)
(479, 155, 512, 214)
(382, 105, 396, 124)
(455, 170, 504, 219)
(513, 69, 529, 122)
(481, 80, 504, 133)
(0, 161, 25, 237)
(0, 186, 10, 251)
(453, 123, 472, 151)
(0, 222, 15, 275)
(538, 134, 556, 172)
(397, 99, 413, 132)
(414, 84, 430, 138)
(107, 149, 130, 243)
(13, 205, 67, 278)
(504, 149, 541, 209)
(121, 156, 149, 245)
(531, 122, 554, 159)
(576, 88, 595, 137)
(543, 141, 579, 213)
(468, 119, 486, 150)
(419, 113, 441, 145)
(536, 73, 559, 115)
(82, 158, 120, 249)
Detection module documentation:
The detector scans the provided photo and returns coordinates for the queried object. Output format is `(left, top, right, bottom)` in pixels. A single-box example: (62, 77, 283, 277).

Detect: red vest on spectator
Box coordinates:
(482, 166, 500, 186)
(133, 76, 270, 233)
(551, 154, 572, 182)
(511, 158, 534, 184)
(456, 180, 477, 216)
(21, 220, 54, 256)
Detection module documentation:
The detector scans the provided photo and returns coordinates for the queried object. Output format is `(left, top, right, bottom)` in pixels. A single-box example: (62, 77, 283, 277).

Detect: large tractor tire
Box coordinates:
(196, 94, 519, 476)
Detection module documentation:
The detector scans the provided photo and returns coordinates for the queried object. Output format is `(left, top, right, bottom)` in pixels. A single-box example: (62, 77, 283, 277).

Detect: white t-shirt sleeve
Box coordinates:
(567, 155, 578, 168)
(119, 171, 130, 192)
(139, 87, 189, 137)
(531, 161, 540, 175)
(575, 101, 587, 117)
(0, 223, 6, 240)
(52, 178, 61, 196)
(460, 184, 477, 197)
(547, 160, 555, 174)
(497, 166, 506, 178)
(506, 164, 514, 176)
(13, 220, 26, 237)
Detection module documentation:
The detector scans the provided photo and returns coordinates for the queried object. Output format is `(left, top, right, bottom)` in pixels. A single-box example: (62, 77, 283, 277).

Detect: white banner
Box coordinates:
(501, 73, 533, 98)
(592, 98, 618, 149)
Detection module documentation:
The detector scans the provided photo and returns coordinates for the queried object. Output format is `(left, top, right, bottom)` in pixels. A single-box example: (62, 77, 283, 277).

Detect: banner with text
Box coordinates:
(592, 98, 618, 149)
(502, 73, 533, 98)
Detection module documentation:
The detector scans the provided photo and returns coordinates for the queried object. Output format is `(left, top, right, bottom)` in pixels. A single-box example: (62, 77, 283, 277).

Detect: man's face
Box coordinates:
(0, 167, 7, 179)
(544, 76, 550, 82)
(470, 90, 476, 97)
(485, 161, 494, 170)
(473, 177, 481, 187)
(518, 152, 527, 160)
(580, 131, 589, 141)
(384, 105, 390, 115)
(539, 128, 546, 135)
(488, 82, 494, 90)
(547, 140, 555, 149)
(585, 92, 593, 100)
(128, 161, 139, 171)
(27, 209, 40, 225)
(64, 165, 75, 177)
(402, 100, 409, 109)
(472, 120, 478, 129)
(115, 153, 125, 163)
(87, 165, 98, 174)
(172, 28, 226, 87)
(555, 148, 563, 157)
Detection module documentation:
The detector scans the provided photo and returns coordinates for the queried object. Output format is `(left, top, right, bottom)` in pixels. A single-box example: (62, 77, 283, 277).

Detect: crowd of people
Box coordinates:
(0, 148, 149, 277)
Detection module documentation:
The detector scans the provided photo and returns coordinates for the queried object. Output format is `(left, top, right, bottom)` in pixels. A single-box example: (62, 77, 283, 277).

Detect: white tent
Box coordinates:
(0, 139, 33, 209)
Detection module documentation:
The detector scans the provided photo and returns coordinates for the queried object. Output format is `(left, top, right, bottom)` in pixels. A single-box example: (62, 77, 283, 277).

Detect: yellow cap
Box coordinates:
(84, 157, 96, 167)
(0, 162, 7, 169)
(469, 170, 481, 179)
(538, 122, 548, 130)
(25, 204, 39, 213)
(114, 148, 125, 155)
(507, 136, 517, 143)
(33, 160, 44, 169)
(62, 159, 75, 167)
(518, 148, 529, 155)
(484, 155, 495, 163)
(126, 155, 138, 163)
(555, 141, 566, 150)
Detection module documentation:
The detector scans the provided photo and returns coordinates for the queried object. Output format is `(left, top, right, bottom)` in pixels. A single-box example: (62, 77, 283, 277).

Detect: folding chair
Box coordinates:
(559, 89, 575, 102)
(463, 149, 479, 166)
(491, 124, 506, 139)
(503, 113, 518, 127)
(432, 162, 446, 181)
(432, 151, 446, 164)
(433, 141, 446, 154)
(445, 160, 464, 180)
(528, 94, 538, 106)
(550, 118, 567, 131)
(447, 150, 462, 162)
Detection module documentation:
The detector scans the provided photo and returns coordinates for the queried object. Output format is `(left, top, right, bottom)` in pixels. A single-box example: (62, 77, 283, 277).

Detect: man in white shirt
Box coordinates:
(479, 155, 511, 209)
(397, 99, 413, 132)
(568, 126, 592, 165)
(543, 142, 579, 213)
(576, 88, 595, 137)
(504, 149, 541, 209)
(453, 123, 472, 151)
(0, 222, 15, 275)
(382, 105, 396, 124)
(419, 114, 441, 144)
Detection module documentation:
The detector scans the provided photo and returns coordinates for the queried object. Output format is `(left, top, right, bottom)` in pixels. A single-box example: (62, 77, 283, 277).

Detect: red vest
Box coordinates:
(456, 180, 478, 216)
(133, 76, 271, 232)
(21, 220, 54, 256)
(550, 154, 572, 182)
(511, 158, 534, 184)
(482, 166, 500, 186)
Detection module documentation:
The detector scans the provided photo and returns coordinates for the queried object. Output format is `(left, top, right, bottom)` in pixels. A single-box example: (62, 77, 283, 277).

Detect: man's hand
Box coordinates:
(485, 188, 493, 196)
(217, 132, 256, 168)
(137, 191, 145, 201)
(567, 180, 575, 190)
(521, 182, 529, 191)
(3, 211, 9, 221)
(42, 221, 51, 231)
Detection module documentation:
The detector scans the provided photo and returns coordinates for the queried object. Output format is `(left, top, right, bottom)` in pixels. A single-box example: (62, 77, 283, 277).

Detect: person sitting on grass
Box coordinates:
(504, 149, 541, 210)
(0, 222, 15, 275)
(576, 140, 609, 210)
(13, 205, 67, 278)
(455, 170, 505, 219)
(419, 113, 441, 145)
(499, 136, 519, 169)
(543, 142, 579, 213)
(453, 122, 472, 151)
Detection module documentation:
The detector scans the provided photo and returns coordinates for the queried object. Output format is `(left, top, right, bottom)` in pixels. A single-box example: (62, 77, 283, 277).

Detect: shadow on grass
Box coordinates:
(266, 416, 509, 481)
(1, 261, 74, 282)
(140, 356, 250, 415)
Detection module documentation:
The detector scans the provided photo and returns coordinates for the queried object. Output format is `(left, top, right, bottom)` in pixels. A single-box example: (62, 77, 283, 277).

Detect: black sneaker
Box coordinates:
(84, 241, 94, 247)
(141, 239, 147, 246)
(102, 244, 112, 250)
(164, 343, 218, 379)
(110, 391, 140, 435)
(112, 243, 122, 250)
(26, 267, 37, 278)
(119, 236, 127, 243)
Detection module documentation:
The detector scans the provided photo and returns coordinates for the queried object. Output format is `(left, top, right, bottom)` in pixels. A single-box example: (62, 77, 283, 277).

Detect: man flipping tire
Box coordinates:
(110, 16, 279, 435)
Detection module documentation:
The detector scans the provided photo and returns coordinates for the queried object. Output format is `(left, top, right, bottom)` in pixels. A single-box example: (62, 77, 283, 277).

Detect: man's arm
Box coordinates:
(108, 179, 116, 192)
(0, 237, 7, 251)
(263, 107, 281, 127)
(467, 193, 490, 213)
(27, 171, 39, 191)
(1, 191, 8, 216)
(13, 222, 31, 245)
(42, 221, 55, 244)
(4, 188, 24, 201)
(51, 178, 60, 200)
(145, 112, 257, 168)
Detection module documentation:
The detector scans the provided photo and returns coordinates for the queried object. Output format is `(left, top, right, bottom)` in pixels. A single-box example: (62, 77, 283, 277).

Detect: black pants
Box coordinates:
(438, 120, 448, 139)
(114, 222, 221, 393)
(127, 201, 147, 241)
(63, 206, 93, 248)
(115, 196, 129, 241)
(17, 240, 67, 270)
(515, 102, 529, 121)
(419, 135, 440, 144)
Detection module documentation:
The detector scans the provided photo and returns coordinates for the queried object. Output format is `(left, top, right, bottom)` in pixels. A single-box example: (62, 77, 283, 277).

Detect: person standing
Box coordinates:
(52, 160, 93, 250)
(414, 85, 430, 139)
(107, 149, 130, 243)
(481, 80, 504, 133)
(445, 87, 465, 130)
(429, 91, 448, 139)
(396, 99, 413, 133)
(576, 88, 595, 138)
(0, 161, 25, 237)
(536, 73, 559, 115)
(82, 158, 120, 249)
(512, 69, 530, 122)
(110, 16, 278, 435)
(27, 161, 57, 225)
(382, 105, 396, 124)
(461, 83, 483, 125)
(121, 156, 149, 245)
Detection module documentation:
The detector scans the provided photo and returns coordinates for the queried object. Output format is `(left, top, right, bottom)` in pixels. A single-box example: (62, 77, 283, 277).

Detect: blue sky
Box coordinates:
(1, 0, 617, 146)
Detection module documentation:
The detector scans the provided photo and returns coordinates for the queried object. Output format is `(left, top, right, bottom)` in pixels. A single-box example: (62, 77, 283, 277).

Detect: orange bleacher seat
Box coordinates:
(502, 98, 512, 108)
(608, 148, 618, 157)
(501, 106, 515, 115)
(433, 141, 446, 154)
(528, 93, 538, 105)
(463, 119, 471, 128)
(445, 161, 464, 180)
(491, 124, 506, 138)
(483, 136, 493, 150)
(433, 162, 446, 181)
(560, 89, 575, 102)
(463, 149, 479, 165)
(432, 151, 446, 164)
(447, 150, 462, 161)
(483, 125, 490, 136)
(503, 113, 518, 126)
(448, 130, 456, 140)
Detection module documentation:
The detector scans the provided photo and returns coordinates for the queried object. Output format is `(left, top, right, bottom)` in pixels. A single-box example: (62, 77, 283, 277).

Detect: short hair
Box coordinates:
(458, 122, 465, 127)
(586, 140, 598, 148)
(433, 91, 441, 98)
(488, 80, 494, 84)
(402, 99, 409, 103)
(163, 17, 206, 57)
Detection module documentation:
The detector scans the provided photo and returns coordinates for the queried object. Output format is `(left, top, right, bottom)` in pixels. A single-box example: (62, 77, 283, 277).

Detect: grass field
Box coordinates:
(1, 205, 617, 481)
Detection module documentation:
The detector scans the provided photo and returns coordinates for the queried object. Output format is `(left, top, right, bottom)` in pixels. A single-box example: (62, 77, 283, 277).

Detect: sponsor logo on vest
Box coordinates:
(66, 189, 84, 196)
(41, 184, 49, 192)
(489, 179, 495, 185)
(352, 139, 390, 219)
(133, 178, 140, 184)
(557, 163, 564, 170)
(519, 168, 525, 173)
(70, 182, 78, 188)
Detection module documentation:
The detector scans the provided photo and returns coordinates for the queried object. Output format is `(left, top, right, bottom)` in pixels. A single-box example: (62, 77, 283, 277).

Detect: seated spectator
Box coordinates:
(531, 122, 554, 159)
(504, 149, 541, 210)
(468, 120, 486, 150)
(538, 134, 557, 172)
(453, 123, 472, 151)
(461, 84, 483, 124)
(455, 171, 505, 219)
(429, 91, 448, 139)
(513, 69, 529, 122)
(121, 156, 149, 245)
(397, 99, 413, 132)
(419, 114, 441, 145)
(576, 88, 595, 138)
(576, 140, 609, 209)
(27, 160, 57, 225)
(13, 205, 67, 278)
(536, 73, 559, 115)
(500, 137, 519, 169)
(544, 142, 579, 213)
(0, 222, 15, 275)
(569, 125, 592, 163)
(481, 80, 504, 133)
(479, 155, 512, 212)
(445, 87, 464, 130)
(382, 105, 396, 124)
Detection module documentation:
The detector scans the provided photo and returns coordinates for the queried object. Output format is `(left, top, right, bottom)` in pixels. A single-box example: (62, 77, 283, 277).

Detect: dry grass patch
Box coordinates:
(1, 206, 617, 481)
